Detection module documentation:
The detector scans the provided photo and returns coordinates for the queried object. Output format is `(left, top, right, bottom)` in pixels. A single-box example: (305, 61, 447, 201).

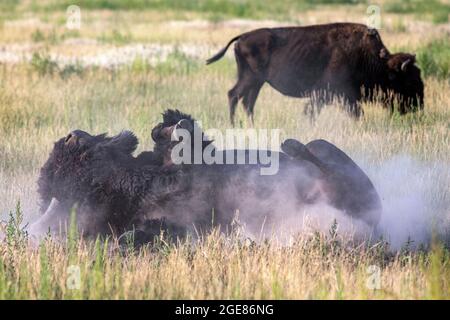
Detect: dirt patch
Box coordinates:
(0, 42, 217, 68)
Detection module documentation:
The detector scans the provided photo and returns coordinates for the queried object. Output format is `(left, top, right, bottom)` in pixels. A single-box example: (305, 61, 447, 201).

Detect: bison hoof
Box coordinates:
(281, 139, 307, 158)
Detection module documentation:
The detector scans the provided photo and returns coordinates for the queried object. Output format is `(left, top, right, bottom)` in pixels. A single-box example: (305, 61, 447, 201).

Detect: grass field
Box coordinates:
(0, 0, 449, 299)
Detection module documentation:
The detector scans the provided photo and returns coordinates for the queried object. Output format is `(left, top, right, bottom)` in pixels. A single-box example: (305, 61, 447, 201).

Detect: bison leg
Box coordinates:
(228, 85, 240, 127)
(228, 76, 259, 126)
(304, 91, 326, 122)
(281, 138, 382, 227)
(305, 139, 382, 227)
(345, 98, 363, 118)
(340, 85, 363, 118)
(242, 81, 263, 126)
(228, 42, 264, 126)
(281, 139, 330, 175)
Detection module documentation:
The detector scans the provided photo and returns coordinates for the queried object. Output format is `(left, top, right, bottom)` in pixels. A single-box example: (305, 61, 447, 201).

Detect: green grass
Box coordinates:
(29, 52, 85, 79)
(30, 28, 81, 44)
(0, 205, 449, 299)
(0, 0, 19, 12)
(417, 39, 450, 80)
(0, 80, 448, 298)
(386, 0, 450, 24)
(98, 29, 133, 44)
(30, 52, 59, 76)
(0, 0, 447, 25)
(0, 2, 449, 299)
(47, 0, 310, 15)
(12, 0, 368, 20)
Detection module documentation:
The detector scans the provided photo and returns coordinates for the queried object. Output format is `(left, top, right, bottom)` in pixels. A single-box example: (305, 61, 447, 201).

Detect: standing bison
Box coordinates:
(206, 23, 424, 125)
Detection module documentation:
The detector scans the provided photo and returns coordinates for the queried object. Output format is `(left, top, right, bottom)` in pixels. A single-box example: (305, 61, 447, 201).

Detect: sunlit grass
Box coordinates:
(0, 3, 449, 299)
(0, 207, 449, 299)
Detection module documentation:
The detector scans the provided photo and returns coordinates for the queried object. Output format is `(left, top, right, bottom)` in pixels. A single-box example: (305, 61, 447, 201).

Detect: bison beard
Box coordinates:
(206, 23, 424, 125)
(32, 110, 382, 246)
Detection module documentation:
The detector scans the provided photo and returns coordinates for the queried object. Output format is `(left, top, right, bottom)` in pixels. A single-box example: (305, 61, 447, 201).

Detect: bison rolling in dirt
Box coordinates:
(31, 110, 383, 245)
(145, 110, 383, 241)
(207, 23, 424, 125)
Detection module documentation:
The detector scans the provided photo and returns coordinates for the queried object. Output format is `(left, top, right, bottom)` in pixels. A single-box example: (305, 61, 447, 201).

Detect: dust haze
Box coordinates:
(3, 152, 449, 251)
(231, 153, 450, 249)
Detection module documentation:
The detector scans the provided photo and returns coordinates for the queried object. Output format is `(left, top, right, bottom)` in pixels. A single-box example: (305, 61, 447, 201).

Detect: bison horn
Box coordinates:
(401, 59, 411, 72)
(177, 119, 194, 132)
(43, 198, 61, 216)
(172, 119, 194, 141)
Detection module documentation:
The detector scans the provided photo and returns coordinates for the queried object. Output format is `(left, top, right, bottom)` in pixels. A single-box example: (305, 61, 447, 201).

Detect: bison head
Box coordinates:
(385, 53, 424, 114)
(151, 109, 213, 166)
(38, 129, 138, 215)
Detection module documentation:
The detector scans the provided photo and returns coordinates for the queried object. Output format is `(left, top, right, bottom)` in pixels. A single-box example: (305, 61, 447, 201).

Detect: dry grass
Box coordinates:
(0, 228, 448, 299)
(0, 3, 449, 299)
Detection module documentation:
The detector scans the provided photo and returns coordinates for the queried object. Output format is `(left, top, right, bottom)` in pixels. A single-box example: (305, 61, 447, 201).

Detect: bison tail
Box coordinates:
(206, 35, 241, 65)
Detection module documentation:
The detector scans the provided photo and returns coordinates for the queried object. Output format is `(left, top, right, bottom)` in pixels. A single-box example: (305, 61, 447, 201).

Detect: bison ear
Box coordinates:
(108, 131, 139, 155)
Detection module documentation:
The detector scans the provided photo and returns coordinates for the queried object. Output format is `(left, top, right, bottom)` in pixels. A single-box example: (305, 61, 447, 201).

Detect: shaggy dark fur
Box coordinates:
(36, 129, 190, 238)
(206, 23, 424, 124)
(34, 110, 383, 245)
(149, 110, 383, 232)
(150, 109, 214, 166)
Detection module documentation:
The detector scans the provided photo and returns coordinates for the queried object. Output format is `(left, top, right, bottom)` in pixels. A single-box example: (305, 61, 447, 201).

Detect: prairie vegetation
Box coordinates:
(0, 0, 449, 299)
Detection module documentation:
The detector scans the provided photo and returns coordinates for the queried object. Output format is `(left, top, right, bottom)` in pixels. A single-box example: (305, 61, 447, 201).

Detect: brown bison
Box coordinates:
(30, 129, 188, 239)
(206, 23, 424, 125)
(31, 110, 383, 246)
